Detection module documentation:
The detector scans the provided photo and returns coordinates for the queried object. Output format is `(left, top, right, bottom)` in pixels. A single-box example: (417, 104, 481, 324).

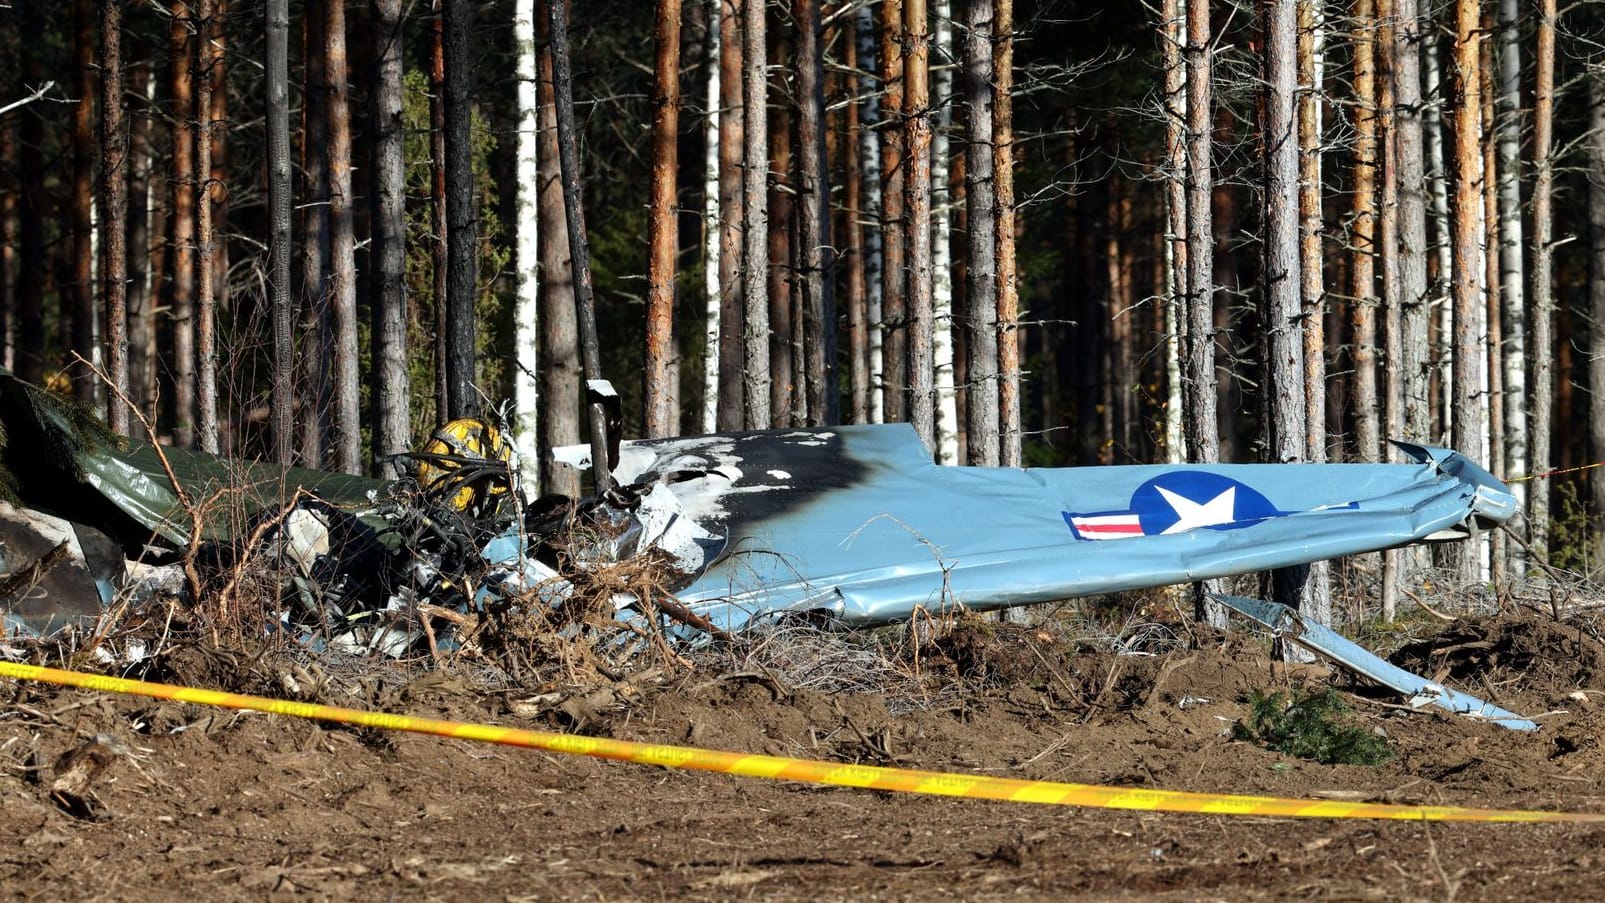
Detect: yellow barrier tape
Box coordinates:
(2, 660, 1599, 823)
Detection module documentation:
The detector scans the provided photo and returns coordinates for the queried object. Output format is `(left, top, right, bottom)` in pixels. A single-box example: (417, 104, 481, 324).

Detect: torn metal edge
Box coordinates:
(1212, 593, 1537, 732)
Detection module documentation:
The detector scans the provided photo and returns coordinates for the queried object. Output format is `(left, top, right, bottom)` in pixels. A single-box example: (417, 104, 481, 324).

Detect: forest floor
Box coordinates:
(3, 605, 1605, 901)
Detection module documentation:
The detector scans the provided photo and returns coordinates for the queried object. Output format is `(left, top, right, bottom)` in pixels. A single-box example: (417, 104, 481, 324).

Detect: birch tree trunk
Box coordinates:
(904, 0, 935, 450)
(1495, 0, 1526, 534)
(1424, 40, 1453, 438)
(513, 0, 541, 483)
(101, 0, 130, 435)
(701, 2, 722, 434)
(964, 0, 1000, 466)
(266, 0, 294, 464)
(857, 3, 885, 426)
(371, 0, 410, 474)
(645, 0, 683, 438)
(996, 0, 1020, 465)
(1529, 0, 1556, 561)
(1161, 0, 1187, 464)
(930, 0, 957, 461)
(796, 0, 834, 426)
(443, 0, 478, 420)
(741, 0, 771, 429)
(716, 0, 745, 430)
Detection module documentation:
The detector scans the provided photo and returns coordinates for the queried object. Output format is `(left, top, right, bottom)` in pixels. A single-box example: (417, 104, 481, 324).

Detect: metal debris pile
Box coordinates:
(0, 364, 1544, 730)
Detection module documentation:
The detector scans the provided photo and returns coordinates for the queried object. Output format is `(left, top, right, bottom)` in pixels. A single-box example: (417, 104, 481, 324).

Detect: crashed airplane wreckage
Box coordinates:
(0, 366, 1531, 730)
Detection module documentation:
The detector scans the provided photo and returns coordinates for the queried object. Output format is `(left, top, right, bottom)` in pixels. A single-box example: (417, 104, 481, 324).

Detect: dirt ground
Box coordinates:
(5, 611, 1605, 901)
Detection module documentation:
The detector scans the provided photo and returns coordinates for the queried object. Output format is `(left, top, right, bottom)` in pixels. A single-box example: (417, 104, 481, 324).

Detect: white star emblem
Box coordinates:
(1156, 486, 1237, 534)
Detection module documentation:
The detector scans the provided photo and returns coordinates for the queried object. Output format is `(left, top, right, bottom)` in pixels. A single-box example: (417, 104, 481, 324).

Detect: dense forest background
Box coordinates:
(5, 0, 1605, 614)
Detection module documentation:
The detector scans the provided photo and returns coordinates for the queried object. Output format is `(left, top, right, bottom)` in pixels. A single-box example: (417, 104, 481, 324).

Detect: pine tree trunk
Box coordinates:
(1448, 0, 1485, 585)
(715, 0, 745, 431)
(371, 0, 409, 474)
(904, 0, 935, 450)
(207, 0, 228, 389)
(195, 0, 218, 453)
(741, 0, 771, 429)
(1350, 0, 1379, 463)
(537, 0, 580, 496)
(266, 0, 294, 464)
(1297, 0, 1324, 463)
(767, 96, 794, 427)
(1378, 0, 1402, 620)
(443, 0, 478, 420)
(168, 3, 196, 445)
(0, 24, 13, 373)
(300, 3, 330, 466)
(1481, 23, 1503, 580)
(1589, 74, 1605, 566)
(1265, 0, 1311, 635)
(1395, 0, 1429, 444)
(645, 0, 683, 437)
(321, 0, 358, 472)
(126, 58, 155, 419)
(844, 14, 869, 424)
(1529, 0, 1556, 561)
(549, 0, 613, 492)
(965, 0, 999, 466)
(70, 0, 98, 405)
(796, 0, 834, 427)
(995, 0, 1020, 466)
(101, 0, 130, 434)
(431, 0, 448, 427)
(880, 0, 907, 424)
(1296, 0, 1330, 625)
(1186, 0, 1224, 627)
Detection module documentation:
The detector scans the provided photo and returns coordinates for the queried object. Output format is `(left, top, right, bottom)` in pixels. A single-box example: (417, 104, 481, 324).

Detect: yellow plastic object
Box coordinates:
(2, 660, 1602, 824)
(414, 418, 512, 513)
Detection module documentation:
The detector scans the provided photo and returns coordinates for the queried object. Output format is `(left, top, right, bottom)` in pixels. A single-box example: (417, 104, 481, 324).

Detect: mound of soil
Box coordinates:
(1390, 612, 1605, 709)
(4, 615, 1605, 900)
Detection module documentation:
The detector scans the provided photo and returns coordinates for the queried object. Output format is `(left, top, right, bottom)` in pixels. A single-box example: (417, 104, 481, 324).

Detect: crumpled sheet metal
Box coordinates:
(608, 425, 1517, 632)
(1213, 593, 1536, 731)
